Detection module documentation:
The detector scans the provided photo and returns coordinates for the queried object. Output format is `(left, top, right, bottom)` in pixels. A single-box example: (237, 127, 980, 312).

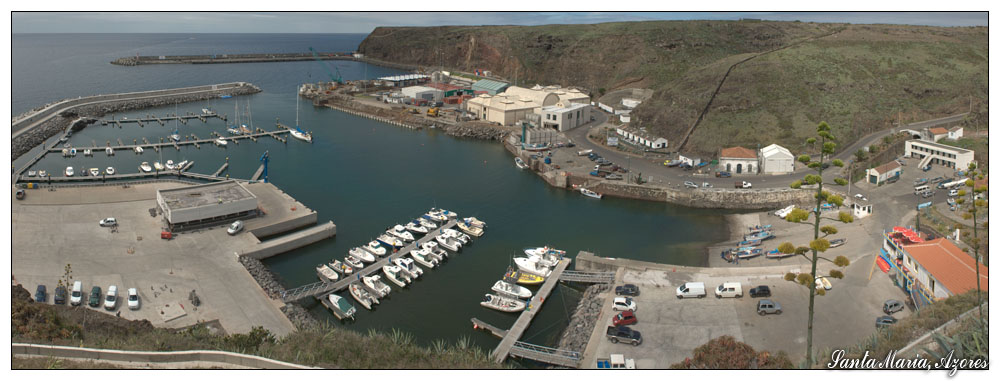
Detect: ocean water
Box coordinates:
(13, 33, 730, 354)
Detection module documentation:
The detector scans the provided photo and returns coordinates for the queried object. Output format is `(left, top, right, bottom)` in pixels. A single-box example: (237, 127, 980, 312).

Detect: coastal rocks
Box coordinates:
(556, 283, 611, 354)
(439, 123, 508, 141)
(238, 255, 285, 298)
(281, 302, 320, 331)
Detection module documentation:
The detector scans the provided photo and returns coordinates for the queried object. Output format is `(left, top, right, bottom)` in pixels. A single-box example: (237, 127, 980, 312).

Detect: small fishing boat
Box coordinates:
(61, 148, 69, 157)
(580, 188, 603, 199)
(745, 231, 775, 241)
(393, 257, 423, 279)
(765, 249, 795, 259)
(748, 224, 773, 233)
(735, 248, 763, 259)
(215, 137, 228, 146)
(388, 225, 415, 242)
(405, 220, 428, 234)
(417, 217, 438, 229)
(38, 170, 47, 177)
(376, 234, 405, 249)
(153, 162, 165, 171)
(382, 265, 410, 287)
(202, 108, 213, 114)
(328, 259, 353, 275)
(410, 248, 439, 268)
(442, 229, 471, 245)
(492, 280, 532, 299)
(344, 255, 364, 269)
(316, 264, 339, 282)
(84, 149, 92, 156)
(134, 146, 143, 154)
(524, 250, 561, 267)
(523, 246, 566, 257)
(480, 294, 526, 313)
(323, 293, 356, 321)
(106, 167, 115, 175)
(349, 247, 376, 263)
(175, 160, 189, 171)
(69, 148, 77, 157)
(362, 240, 387, 256)
(738, 239, 762, 247)
(423, 212, 448, 223)
(106, 147, 114, 156)
(514, 257, 553, 277)
(27, 170, 36, 177)
(829, 238, 847, 248)
(421, 241, 448, 261)
(456, 220, 484, 237)
(64, 166, 74, 177)
(349, 283, 378, 310)
(463, 217, 487, 229)
(429, 208, 458, 220)
(165, 160, 176, 170)
(514, 157, 529, 170)
(435, 235, 461, 252)
(89, 168, 100, 177)
(522, 142, 550, 152)
(363, 275, 391, 298)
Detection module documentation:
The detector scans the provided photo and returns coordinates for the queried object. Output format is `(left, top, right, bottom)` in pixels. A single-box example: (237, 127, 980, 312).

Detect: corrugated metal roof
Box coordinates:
(472, 79, 510, 91)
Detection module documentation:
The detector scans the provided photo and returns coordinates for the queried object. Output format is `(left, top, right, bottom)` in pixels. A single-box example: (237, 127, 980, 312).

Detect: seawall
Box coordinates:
(320, 96, 509, 140)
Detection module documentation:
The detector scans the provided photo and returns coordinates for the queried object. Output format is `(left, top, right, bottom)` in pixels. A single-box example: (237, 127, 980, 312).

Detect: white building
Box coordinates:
(905, 140, 975, 170)
(923, 127, 949, 142)
(759, 144, 794, 174)
(156, 181, 258, 230)
(465, 94, 538, 126)
(615, 127, 668, 149)
(401, 86, 444, 102)
(719, 147, 759, 174)
(866, 160, 902, 185)
(538, 102, 591, 131)
(947, 126, 964, 140)
(622, 98, 642, 108)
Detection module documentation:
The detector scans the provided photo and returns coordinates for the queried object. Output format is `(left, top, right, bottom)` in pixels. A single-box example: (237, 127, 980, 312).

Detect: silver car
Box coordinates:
(757, 299, 782, 315)
(684, 181, 699, 189)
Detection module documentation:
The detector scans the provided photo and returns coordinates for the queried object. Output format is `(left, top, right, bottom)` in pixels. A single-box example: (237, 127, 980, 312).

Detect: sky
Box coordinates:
(10, 11, 988, 33)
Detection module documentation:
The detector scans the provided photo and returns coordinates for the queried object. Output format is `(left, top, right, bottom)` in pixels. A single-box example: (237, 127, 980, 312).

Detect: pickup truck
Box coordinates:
(735, 181, 752, 189)
(606, 326, 642, 346)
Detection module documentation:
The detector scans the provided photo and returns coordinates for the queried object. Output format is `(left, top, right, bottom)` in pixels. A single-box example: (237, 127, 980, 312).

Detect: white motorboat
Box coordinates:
(424, 211, 448, 223)
(525, 251, 561, 268)
(106, 167, 115, 175)
(61, 148, 69, 157)
(435, 235, 461, 252)
(170, 130, 181, 142)
(463, 217, 487, 229)
(514, 257, 554, 277)
(405, 220, 429, 234)
(69, 148, 77, 157)
(38, 170, 47, 177)
(362, 240, 387, 256)
(389, 225, 415, 242)
(27, 170, 37, 177)
(382, 265, 410, 287)
(492, 280, 533, 299)
(215, 137, 228, 146)
(349, 247, 376, 263)
(106, 147, 114, 156)
(430, 208, 458, 219)
(329, 259, 353, 276)
(165, 160, 176, 170)
(410, 248, 439, 268)
(84, 149, 92, 156)
(139, 162, 152, 173)
(153, 162, 165, 171)
(134, 146, 144, 154)
(417, 217, 438, 229)
(316, 264, 339, 282)
(363, 275, 391, 298)
(580, 187, 603, 199)
(376, 234, 404, 249)
(480, 294, 526, 313)
(345, 255, 364, 269)
(324, 293, 356, 321)
(175, 160, 189, 171)
(202, 108, 213, 115)
(456, 220, 484, 237)
(89, 168, 100, 177)
(64, 166, 74, 177)
(442, 229, 471, 245)
(349, 283, 378, 310)
(393, 257, 423, 279)
(514, 156, 529, 169)
(421, 241, 448, 261)
(227, 126, 242, 135)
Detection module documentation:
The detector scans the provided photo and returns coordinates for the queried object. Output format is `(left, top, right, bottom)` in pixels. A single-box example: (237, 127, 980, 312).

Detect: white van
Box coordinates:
(715, 282, 744, 298)
(104, 285, 118, 310)
(676, 282, 706, 299)
(70, 281, 83, 306)
(914, 185, 930, 194)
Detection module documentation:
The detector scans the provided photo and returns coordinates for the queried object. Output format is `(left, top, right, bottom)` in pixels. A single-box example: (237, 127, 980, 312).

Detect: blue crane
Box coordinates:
(308, 47, 343, 84)
(259, 150, 269, 183)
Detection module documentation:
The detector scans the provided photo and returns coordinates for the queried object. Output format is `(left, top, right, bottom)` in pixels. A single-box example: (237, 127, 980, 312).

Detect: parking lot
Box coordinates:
(12, 182, 295, 337)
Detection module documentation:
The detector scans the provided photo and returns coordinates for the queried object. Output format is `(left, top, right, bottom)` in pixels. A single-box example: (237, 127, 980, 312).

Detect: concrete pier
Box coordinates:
(492, 258, 571, 362)
(242, 221, 337, 260)
(111, 52, 355, 66)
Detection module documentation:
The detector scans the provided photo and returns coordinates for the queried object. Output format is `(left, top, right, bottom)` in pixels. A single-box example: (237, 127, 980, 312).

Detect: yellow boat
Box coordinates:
(516, 272, 545, 285)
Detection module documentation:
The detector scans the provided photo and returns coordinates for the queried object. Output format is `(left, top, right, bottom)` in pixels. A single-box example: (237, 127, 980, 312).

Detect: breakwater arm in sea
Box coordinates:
(317, 94, 512, 141)
(111, 52, 355, 66)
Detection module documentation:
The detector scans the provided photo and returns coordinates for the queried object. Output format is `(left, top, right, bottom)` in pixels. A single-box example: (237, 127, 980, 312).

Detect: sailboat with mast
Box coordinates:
(289, 91, 313, 143)
(170, 104, 181, 142)
(227, 98, 242, 135)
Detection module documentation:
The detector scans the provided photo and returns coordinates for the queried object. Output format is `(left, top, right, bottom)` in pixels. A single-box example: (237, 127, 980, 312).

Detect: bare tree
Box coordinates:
(956, 163, 987, 328)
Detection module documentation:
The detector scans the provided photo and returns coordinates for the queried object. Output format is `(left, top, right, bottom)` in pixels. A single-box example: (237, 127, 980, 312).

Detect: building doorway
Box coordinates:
(736, 163, 743, 174)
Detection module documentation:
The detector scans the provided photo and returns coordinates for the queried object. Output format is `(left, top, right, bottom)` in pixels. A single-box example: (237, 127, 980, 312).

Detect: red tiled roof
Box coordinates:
(871, 160, 901, 175)
(904, 238, 989, 294)
(929, 127, 948, 135)
(720, 147, 757, 159)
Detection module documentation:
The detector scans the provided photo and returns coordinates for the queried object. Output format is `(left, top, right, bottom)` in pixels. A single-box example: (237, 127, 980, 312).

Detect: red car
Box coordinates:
(613, 310, 637, 326)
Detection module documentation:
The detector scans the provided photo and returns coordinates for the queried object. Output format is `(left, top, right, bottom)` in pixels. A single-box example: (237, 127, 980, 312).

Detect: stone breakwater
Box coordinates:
(238, 256, 320, 330)
(11, 85, 261, 160)
(556, 284, 611, 354)
(321, 96, 509, 141)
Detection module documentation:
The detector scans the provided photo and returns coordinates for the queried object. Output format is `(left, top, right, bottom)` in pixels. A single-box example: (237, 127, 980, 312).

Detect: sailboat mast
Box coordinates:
(295, 90, 300, 129)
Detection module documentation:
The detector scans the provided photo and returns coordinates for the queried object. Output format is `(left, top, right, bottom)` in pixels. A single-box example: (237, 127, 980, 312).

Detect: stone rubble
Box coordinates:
(556, 283, 610, 354)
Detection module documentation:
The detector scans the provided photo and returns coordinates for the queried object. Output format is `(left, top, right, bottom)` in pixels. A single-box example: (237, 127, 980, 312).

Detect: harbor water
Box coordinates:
(13, 33, 730, 352)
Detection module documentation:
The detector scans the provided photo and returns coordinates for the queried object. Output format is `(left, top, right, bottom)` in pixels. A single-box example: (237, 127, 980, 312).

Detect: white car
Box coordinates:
(612, 296, 637, 312)
(70, 281, 83, 306)
(227, 220, 244, 235)
(127, 288, 140, 310)
(815, 276, 833, 291)
(99, 217, 117, 227)
(948, 189, 959, 197)
(104, 285, 118, 310)
(684, 181, 699, 189)
(854, 194, 867, 201)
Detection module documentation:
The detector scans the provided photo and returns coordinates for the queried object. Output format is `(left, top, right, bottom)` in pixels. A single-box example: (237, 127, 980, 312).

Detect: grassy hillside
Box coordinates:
(358, 21, 987, 155)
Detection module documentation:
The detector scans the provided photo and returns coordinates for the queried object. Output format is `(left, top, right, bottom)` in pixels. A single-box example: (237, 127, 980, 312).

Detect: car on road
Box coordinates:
(70, 281, 83, 306)
(914, 178, 928, 186)
(128, 288, 140, 310)
(676, 282, 706, 298)
(735, 181, 752, 189)
(104, 285, 118, 310)
(16, 189, 25, 200)
(815, 276, 833, 291)
(883, 299, 904, 314)
(88, 286, 102, 308)
(716, 171, 732, 178)
(921, 190, 934, 198)
(612, 296, 637, 312)
(615, 284, 640, 296)
(35, 285, 47, 303)
(227, 220, 244, 235)
(875, 315, 898, 329)
(715, 282, 744, 298)
(749, 285, 771, 298)
(948, 189, 959, 197)
(684, 181, 699, 189)
(757, 300, 782, 315)
(54, 286, 67, 305)
(612, 311, 638, 327)
(605, 173, 623, 180)
(606, 326, 642, 346)
(99, 217, 118, 227)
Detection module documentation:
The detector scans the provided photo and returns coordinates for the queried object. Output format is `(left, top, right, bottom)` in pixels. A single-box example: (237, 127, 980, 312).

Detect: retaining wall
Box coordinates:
(12, 343, 314, 369)
(249, 211, 319, 239)
(242, 221, 337, 260)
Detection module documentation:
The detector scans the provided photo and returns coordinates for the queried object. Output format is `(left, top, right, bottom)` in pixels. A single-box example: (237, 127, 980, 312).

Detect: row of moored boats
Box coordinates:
(479, 246, 566, 313)
(720, 225, 845, 263)
(28, 159, 194, 178)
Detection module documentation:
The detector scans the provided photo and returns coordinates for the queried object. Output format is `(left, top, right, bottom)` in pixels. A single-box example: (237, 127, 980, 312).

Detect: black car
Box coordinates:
(35, 285, 47, 303)
(53, 286, 67, 305)
(615, 284, 640, 296)
(606, 326, 643, 346)
(749, 285, 771, 298)
(88, 286, 102, 308)
(875, 315, 898, 329)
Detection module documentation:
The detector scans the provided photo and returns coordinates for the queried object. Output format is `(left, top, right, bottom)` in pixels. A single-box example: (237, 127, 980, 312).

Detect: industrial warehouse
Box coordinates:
(156, 180, 259, 231)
